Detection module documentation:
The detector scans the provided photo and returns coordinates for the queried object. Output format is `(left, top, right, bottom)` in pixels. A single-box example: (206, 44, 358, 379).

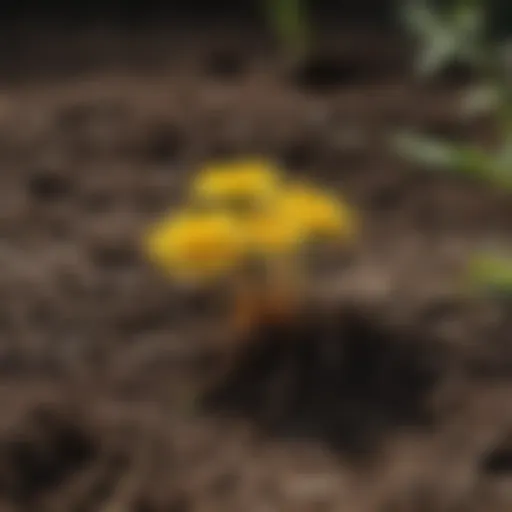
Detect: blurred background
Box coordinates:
(0, 1, 510, 511)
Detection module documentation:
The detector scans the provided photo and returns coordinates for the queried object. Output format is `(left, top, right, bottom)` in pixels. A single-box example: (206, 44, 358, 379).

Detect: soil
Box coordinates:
(0, 25, 511, 511)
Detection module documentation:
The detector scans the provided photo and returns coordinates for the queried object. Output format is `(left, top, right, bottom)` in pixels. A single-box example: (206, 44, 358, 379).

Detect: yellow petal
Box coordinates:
(191, 158, 282, 202)
(144, 210, 245, 283)
(245, 211, 304, 256)
(279, 182, 359, 243)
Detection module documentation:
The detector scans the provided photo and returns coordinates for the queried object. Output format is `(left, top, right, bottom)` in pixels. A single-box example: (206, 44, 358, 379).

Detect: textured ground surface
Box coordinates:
(0, 27, 511, 511)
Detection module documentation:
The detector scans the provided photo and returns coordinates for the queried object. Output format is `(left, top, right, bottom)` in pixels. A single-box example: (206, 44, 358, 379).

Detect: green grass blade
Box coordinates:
(466, 253, 512, 296)
(263, 0, 310, 57)
(392, 131, 494, 177)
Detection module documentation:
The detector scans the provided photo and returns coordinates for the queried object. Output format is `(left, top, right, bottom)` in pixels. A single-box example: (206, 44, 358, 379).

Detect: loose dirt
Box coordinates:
(0, 26, 510, 511)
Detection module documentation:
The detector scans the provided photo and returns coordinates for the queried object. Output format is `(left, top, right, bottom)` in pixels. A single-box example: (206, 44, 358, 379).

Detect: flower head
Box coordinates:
(279, 181, 359, 245)
(144, 209, 245, 284)
(190, 158, 283, 214)
(242, 198, 305, 257)
(144, 159, 361, 300)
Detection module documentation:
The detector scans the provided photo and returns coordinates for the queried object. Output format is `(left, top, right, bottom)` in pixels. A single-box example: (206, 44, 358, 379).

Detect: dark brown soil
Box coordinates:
(0, 27, 511, 511)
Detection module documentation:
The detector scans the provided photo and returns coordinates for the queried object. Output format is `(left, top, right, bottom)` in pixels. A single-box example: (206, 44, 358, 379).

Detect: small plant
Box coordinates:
(400, 0, 486, 79)
(396, 0, 512, 297)
(394, 0, 512, 189)
(143, 157, 360, 388)
(143, 157, 359, 333)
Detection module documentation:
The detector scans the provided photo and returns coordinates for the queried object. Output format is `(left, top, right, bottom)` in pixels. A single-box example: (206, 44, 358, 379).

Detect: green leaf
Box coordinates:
(416, 32, 459, 77)
(393, 131, 512, 189)
(263, 0, 309, 56)
(401, 0, 442, 40)
(401, 0, 484, 78)
(392, 131, 491, 174)
(466, 253, 512, 296)
(452, 0, 484, 39)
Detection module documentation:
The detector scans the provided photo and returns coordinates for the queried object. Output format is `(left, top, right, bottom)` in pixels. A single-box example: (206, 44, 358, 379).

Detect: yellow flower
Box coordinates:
(279, 181, 359, 245)
(144, 159, 361, 319)
(187, 157, 302, 267)
(190, 158, 282, 213)
(144, 209, 245, 284)
(242, 203, 305, 258)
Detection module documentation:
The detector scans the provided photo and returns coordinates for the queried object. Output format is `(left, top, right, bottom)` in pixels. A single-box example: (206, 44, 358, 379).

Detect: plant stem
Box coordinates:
(263, 0, 310, 61)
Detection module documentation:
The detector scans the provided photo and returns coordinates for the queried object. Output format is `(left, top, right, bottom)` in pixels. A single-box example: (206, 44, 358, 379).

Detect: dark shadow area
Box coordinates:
(203, 308, 444, 459)
(290, 55, 375, 93)
(481, 443, 512, 475)
(0, 1, 392, 28)
(27, 169, 73, 203)
(289, 50, 405, 93)
(0, 406, 96, 506)
(0, 0, 509, 35)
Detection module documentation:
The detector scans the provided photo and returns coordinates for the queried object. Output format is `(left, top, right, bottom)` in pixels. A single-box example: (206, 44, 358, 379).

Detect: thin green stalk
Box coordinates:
(263, 0, 310, 59)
